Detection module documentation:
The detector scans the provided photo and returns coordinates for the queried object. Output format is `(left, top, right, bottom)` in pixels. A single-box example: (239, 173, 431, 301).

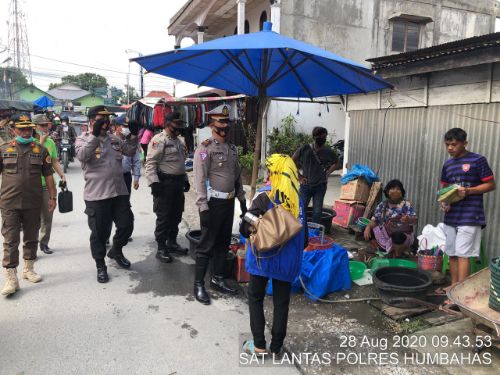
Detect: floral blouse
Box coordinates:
(372, 199, 417, 226)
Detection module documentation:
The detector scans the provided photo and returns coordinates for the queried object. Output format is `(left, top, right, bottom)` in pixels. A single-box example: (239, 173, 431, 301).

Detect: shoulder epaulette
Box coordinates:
(201, 139, 212, 147)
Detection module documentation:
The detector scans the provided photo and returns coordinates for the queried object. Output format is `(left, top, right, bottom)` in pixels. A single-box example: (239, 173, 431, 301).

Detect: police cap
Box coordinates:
(88, 105, 116, 118)
(32, 114, 50, 125)
(166, 111, 186, 126)
(207, 104, 230, 122)
(11, 113, 35, 128)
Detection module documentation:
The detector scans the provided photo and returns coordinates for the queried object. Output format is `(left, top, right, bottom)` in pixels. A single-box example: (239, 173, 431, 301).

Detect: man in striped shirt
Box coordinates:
(440, 128, 495, 287)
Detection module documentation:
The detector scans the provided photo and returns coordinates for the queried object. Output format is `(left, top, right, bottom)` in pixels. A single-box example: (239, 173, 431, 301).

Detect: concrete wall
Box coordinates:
(280, 0, 497, 64)
(347, 62, 500, 111)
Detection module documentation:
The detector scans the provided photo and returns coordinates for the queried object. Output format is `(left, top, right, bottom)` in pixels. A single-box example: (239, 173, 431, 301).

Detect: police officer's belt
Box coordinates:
(208, 188, 235, 200)
(158, 171, 185, 181)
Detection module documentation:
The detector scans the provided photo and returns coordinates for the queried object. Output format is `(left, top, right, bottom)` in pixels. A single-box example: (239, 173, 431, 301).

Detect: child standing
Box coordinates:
(440, 128, 495, 287)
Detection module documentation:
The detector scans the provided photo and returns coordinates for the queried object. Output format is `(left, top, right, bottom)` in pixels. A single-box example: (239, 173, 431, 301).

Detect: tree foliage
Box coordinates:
(124, 84, 140, 102)
(49, 73, 108, 93)
(0, 67, 28, 92)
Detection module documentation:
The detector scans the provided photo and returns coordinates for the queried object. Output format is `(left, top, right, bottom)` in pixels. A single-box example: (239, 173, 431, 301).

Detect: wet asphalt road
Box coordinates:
(0, 161, 297, 375)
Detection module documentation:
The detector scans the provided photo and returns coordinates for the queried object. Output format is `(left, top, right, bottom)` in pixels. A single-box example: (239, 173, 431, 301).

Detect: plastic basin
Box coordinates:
(369, 258, 417, 274)
(349, 261, 366, 280)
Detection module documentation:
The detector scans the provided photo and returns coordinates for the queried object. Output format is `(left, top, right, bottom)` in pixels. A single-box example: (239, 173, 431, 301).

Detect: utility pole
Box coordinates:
(7, 0, 32, 83)
(125, 49, 144, 98)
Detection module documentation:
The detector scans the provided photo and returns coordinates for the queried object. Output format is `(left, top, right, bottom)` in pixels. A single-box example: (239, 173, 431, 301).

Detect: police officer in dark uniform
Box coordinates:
(1, 114, 56, 296)
(76, 106, 139, 283)
(145, 111, 189, 263)
(193, 104, 247, 305)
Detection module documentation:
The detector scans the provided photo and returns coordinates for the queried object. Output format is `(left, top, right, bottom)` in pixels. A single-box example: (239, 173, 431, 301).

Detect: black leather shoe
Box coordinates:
(97, 266, 109, 283)
(210, 276, 237, 294)
(156, 249, 173, 263)
(107, 249, 131, 269)
(40, 244, 53, 254)
(194, 281, 211, 305)
(167, 241, 188, 255)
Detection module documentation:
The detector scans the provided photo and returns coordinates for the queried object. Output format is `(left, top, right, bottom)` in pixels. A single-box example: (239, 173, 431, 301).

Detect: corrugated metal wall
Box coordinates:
(349, 103, 500, 261)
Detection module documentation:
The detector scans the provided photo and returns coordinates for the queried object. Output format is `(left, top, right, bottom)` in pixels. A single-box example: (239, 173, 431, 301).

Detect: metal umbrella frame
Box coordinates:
(132, 22, 392, 197)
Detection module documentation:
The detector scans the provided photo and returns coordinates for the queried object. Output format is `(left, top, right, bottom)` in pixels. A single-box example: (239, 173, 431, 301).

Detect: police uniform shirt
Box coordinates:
(0, 140, 53, 210)
(193, 137, 245, 212)
(144, 131, 186, 185)
(75, 132, 138, 201)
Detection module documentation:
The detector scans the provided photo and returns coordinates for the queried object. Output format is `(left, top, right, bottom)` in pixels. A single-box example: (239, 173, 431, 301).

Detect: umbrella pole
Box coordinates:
(250, 97, 265, 199)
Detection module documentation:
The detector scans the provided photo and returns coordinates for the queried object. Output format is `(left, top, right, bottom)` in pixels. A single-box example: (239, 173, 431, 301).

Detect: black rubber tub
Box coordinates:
(372, 266, 432, 308)
(186, 230, 202, 260)
(306, 207, 336, 234)
(185, 229, 235, 278)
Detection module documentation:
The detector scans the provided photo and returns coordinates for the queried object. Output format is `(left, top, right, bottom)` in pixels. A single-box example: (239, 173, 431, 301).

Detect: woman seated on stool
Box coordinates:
(239, 154, 307, 357)
(364, 179, 417, 257)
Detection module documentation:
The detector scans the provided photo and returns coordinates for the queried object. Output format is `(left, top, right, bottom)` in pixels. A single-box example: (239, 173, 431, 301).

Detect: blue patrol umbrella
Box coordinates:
(132, 22, 392, 196)
(33, 95, 54, 108)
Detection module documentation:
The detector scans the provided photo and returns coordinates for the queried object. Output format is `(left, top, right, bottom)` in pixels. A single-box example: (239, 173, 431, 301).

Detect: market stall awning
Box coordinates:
(0, 99, 34, 111)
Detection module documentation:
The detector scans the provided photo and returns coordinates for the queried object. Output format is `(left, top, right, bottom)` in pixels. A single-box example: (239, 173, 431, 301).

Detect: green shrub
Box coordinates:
(236, 146, 256, 171)
(267, 114, 313, 156)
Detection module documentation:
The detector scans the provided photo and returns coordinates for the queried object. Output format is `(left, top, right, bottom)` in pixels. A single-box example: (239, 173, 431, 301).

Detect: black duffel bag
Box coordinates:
(58, 185, 73, 213)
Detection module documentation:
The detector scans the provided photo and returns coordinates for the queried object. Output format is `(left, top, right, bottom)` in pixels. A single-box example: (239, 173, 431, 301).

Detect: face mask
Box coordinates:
(36, 129, 47, 136)
(315, 137, 326, 147)
(214, 126, 229, 138)
(169, 126, 182, 137)
(16, 135, 34, 144)
(63, 125, 69, 131)
(121, 127, 131, 136)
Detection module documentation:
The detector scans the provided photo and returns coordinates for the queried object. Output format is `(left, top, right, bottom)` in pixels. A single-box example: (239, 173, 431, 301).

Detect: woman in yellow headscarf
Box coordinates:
(240, 154, 307, 357)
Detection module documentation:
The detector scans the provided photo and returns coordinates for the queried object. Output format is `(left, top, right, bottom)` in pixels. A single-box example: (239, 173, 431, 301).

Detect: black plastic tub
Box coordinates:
(372, 267, 432, 308)
(306, 207, 336, 234)
(186, 230, 202, 260)
(185, 229, 235, 278)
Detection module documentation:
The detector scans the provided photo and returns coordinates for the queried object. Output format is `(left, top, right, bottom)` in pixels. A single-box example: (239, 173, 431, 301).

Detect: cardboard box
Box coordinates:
(234, 250, 250, 283)
(340, 178, 370, 202)
(332, 199, 366, 228)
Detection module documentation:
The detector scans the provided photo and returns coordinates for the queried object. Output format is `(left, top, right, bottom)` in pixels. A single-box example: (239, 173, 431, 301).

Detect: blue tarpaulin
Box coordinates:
(340, 164, 379, 185)
(267, 244, 352, 301)
(33, 95, 54, 108)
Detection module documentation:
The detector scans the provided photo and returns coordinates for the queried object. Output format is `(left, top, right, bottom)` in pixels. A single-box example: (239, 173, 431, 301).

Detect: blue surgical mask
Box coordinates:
(16, 135, 34, 144)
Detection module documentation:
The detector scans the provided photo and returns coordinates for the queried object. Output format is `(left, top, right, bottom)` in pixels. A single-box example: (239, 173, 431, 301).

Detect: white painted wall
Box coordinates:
(265, 99, 346, 148)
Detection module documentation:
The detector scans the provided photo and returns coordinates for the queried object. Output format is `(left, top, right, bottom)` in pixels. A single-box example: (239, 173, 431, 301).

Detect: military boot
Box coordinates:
(166, 239, 188, 255)
(156, 242, 172, 263)
(22, 260, 42, 283)
(194, 257, 210, 305)
(1, 268, 19, 296)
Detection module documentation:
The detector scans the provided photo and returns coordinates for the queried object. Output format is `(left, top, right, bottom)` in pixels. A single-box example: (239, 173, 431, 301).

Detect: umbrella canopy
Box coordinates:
(133, 22, 392, 197)
(133, 22, 391, 99)
(33, 95, 54, 108)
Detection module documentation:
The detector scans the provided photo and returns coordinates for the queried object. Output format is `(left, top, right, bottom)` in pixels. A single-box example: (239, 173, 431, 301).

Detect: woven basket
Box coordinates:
(417, 253, 443, 272)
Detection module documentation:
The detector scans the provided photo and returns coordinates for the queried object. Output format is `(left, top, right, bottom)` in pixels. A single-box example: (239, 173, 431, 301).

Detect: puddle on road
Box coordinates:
(127, 240, 241, 304)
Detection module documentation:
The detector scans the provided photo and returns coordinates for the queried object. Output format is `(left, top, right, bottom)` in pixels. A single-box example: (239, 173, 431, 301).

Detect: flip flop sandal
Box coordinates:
(242, 340, 267, 355)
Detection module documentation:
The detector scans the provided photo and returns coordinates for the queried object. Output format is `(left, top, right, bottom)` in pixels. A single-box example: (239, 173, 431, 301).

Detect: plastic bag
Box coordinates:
(267, 244, 351, 300)
(340, 164, 379, 185)
(417, 224, 446, 251)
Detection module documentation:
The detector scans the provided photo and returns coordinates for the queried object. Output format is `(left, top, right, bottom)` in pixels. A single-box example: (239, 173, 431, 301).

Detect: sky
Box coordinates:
(0, 0, 193, 94)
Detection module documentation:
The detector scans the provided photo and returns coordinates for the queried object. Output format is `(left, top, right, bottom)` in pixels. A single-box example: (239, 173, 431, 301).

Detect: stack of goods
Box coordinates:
(437, 184, 464, 204)
(333, 178, 370, 228)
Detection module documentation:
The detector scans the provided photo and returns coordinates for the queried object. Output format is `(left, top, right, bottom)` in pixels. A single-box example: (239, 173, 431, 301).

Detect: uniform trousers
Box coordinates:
(153, 177, 184, 245)
(39, 188, 53, 247)
(84, 195, 134, 260)
(2, 207, 41, 268)
(195, 197, 234, 276)
(248, 274, 292, 354)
